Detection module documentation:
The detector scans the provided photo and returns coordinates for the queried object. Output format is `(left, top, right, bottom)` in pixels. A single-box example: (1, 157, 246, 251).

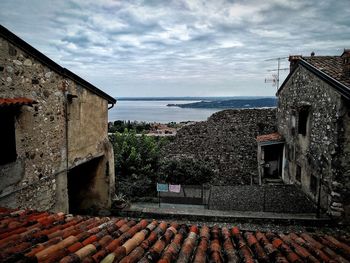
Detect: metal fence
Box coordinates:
(158, 185, 210, 207)
(158, 184, 318, 214)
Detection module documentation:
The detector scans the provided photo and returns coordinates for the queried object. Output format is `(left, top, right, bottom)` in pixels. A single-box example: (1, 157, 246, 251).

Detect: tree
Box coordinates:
(112, 129, 168, 198)
(158, 158, 213, 185)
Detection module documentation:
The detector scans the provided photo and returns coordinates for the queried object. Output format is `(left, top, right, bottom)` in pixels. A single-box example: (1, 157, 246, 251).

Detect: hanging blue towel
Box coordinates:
(156, 183, 168, 192)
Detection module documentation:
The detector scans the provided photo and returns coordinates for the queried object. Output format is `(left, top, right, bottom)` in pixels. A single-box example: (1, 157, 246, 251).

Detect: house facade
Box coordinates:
(0, 25, 116, 214)
(277, 50, 350, 220)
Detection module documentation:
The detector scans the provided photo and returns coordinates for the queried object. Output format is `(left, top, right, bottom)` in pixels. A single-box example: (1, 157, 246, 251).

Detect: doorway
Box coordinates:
(259, 143, 284, 184)
(67, 156, 105, 214)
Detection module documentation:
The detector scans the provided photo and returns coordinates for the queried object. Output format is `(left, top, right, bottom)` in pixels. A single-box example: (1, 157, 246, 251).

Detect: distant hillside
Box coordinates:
(117, 96, 275, 101)
(167, 98, 277, 109)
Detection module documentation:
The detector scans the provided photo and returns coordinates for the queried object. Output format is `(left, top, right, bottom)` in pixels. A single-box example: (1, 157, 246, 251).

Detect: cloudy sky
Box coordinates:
(1, 0, 349, 97)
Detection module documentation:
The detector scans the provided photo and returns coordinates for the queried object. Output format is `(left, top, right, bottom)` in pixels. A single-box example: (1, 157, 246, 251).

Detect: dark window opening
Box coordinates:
(296, 165, 301, 182)
(262, 143, 284, 180)
(310, 175, 317, 195)
(298, 107, 309, 136)
(0, 110, 17, 165)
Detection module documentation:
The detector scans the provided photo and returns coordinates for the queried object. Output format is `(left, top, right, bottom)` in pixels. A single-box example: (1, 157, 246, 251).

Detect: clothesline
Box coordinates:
(156, 183, 181, 193)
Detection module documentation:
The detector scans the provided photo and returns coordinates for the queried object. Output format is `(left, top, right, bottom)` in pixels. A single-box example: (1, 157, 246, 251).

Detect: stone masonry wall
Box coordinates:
(0, 36, 114, 212)
(162, 109, 277, 185)
(278, 65, 349, 220)
(209, 185, 316, 213)
(0, 36, 67, 211)
(335, 98, 350, 221)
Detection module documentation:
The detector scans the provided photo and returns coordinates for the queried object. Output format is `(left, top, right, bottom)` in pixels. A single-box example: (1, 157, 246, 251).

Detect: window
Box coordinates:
(298, 107, 309, 136)
(0, 110, 17, 165)
(296, 165, 301, 182)
(291, 111, 296, 136)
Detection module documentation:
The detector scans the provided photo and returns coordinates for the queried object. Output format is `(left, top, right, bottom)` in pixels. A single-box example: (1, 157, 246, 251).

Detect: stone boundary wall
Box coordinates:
(161, 109, 277, 185)
(209, 185, 316, 213)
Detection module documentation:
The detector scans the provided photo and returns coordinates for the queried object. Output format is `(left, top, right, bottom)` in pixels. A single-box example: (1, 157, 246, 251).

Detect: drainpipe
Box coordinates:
(317, 155, 326, 218)
(65, 92, 78, 171)
(317, 172, 322, 218)
(63, 84, 70, 213)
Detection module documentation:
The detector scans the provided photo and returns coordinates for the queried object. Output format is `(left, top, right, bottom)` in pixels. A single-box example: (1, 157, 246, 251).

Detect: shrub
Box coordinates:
(158, 158, 213, 185)
(112, 129, 168, 198)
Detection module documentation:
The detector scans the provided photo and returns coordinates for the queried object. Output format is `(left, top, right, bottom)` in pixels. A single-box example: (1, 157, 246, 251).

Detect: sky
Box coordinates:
(0, 0, 350, 97)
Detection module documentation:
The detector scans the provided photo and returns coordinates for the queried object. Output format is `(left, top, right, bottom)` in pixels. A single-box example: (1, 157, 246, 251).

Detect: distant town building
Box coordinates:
(263, 50, 350, 220)
(0, 25, 116, 213)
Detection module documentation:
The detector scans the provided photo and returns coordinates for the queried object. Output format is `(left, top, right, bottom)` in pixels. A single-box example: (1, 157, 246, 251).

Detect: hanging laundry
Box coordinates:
(156, 183, 168, 192)
(169, 184, 181, 193)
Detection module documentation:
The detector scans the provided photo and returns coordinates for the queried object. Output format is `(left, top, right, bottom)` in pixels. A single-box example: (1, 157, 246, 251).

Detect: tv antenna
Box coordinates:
(264, 57, 289, 89)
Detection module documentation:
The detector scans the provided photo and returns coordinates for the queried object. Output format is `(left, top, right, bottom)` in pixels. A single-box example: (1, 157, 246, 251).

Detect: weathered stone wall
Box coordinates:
(209, 185, 316, 213)
(335, 98, 350, 221)
(0, 36, 67, 211)
(277, 65, 349, 220)
(0, 36, 114, 212)
(162, 109, 277, 185)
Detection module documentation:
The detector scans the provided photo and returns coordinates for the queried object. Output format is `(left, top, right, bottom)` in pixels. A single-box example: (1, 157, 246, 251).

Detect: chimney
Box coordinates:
(341, 49, 350, 77)
(311, 51, 315, 57)
(289, 55, 302, 72)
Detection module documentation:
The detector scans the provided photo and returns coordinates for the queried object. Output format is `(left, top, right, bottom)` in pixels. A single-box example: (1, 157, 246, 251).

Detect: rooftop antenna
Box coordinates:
(264, 57, 289, 90)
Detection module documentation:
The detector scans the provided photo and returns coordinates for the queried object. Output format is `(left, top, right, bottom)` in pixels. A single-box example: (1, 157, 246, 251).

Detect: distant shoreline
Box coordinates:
(108, 98, 277, 123)
(116, 96, 276, 101)
(166, 98, 277, 109)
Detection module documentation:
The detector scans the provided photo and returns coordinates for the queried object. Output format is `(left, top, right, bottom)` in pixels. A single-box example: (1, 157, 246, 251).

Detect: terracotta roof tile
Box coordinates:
(256, 132, 283, 143)
(303, 56, 350, 88)
(0, 97, 37, 107)
(0, 207, 349, 262)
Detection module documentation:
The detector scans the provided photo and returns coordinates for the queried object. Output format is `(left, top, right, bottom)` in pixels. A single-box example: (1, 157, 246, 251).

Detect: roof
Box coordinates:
(303, 56, 350, 88)
(0, 97, 37, 108)
(0, 25, 116, 104)
(257, 132, 283, 143)
(1, 207, 349, 262)
(278, 53, 350, 100)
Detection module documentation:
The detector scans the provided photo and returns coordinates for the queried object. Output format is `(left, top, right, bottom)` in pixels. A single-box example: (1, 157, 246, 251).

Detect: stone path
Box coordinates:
(118, 202, 331, 229)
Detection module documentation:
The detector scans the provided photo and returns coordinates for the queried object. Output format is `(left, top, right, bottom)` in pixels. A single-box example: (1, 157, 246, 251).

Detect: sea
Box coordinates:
(108, 99, 221, 123)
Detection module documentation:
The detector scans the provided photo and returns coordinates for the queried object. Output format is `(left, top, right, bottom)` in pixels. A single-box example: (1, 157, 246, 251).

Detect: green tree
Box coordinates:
(158, 158, 213, 185)
(109, 120, 152, 134)
(113, 129, 168, 198)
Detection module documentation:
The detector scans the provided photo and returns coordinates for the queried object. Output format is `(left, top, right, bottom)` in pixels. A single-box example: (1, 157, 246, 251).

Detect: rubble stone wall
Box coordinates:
(162, 109, 277, 185)
(209, 185, 316, 213)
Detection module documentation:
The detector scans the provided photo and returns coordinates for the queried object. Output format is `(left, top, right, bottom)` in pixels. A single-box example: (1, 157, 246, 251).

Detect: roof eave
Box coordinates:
(277, 59, 350, 100)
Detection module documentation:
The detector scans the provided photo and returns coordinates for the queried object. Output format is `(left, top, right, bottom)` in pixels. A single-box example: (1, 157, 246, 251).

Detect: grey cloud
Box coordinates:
(0, 0, 349, 97)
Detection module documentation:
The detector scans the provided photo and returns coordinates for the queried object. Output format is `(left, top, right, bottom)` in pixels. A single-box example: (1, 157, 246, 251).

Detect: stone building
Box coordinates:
(275, 50, 350, 220)
(0, 25, 116, 213)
